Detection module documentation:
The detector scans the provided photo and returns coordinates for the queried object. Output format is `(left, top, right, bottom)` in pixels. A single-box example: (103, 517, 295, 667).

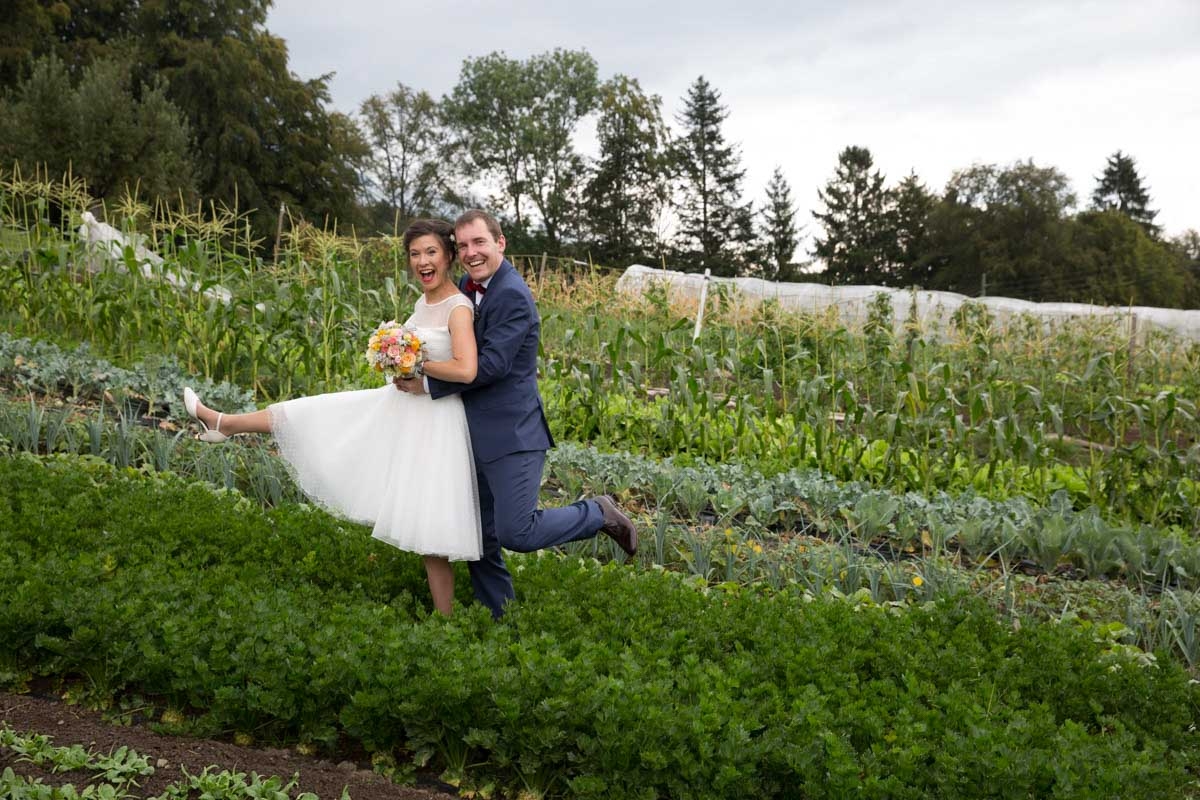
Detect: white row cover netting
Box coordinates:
(615, 265, 1200, 343)
(76, 211, 234, 304)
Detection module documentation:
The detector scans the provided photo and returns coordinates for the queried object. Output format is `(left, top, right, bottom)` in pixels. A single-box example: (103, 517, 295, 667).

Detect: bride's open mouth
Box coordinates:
(418, 268, 436, 283)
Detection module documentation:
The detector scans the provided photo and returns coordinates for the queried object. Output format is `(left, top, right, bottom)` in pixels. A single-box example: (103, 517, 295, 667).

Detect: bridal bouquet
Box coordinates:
(366, 321, 425, 379)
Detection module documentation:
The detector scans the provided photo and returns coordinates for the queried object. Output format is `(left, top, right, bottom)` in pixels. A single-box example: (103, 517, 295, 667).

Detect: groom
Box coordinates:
(397, 209, 637, 617)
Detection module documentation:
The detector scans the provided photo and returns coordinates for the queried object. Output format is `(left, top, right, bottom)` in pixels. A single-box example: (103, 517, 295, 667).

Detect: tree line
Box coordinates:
(2, 2, 1197, 307)
(812, 149, 1200, 307)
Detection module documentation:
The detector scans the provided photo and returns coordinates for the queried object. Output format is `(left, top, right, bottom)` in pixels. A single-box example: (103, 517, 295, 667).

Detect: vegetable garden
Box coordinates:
(2, 176, 1199, 798)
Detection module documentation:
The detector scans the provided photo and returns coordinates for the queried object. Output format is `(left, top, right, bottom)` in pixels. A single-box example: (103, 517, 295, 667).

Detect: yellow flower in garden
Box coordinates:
(752, 543, 763, 554)
(912, 576, 924, 587)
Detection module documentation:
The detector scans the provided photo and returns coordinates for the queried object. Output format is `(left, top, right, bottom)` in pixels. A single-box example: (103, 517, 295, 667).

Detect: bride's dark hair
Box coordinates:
(403, 218, 456, 260)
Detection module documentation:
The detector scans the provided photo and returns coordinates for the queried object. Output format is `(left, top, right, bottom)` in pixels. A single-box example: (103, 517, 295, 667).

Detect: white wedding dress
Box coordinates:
(268, 294, 481, 560)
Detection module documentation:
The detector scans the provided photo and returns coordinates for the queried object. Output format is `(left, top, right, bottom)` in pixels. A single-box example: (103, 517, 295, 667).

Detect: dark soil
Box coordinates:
(1, 691, 457, 799)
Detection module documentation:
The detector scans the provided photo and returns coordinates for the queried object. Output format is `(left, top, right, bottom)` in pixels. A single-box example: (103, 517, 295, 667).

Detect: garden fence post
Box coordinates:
(273, 202, 286, 263)
(693, 268, 711, 341)
(1127, 311, 1137, 387)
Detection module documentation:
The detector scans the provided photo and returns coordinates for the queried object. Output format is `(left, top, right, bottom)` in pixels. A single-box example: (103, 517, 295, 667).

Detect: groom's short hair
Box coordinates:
(455, 209, 503, 242)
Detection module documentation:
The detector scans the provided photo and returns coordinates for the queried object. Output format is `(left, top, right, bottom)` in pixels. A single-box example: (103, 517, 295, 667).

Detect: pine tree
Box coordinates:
(760, 166, 801, 281)
(670, 76, 753, 276)
(1091, 150, 1160, 236)
(890, 171, 935, 287)
(811, 146, 895, 285)
(584, 75, 670, 265)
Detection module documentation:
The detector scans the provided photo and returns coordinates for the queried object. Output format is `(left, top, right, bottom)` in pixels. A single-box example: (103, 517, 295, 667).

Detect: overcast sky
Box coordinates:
(266, 0, 1200, 242)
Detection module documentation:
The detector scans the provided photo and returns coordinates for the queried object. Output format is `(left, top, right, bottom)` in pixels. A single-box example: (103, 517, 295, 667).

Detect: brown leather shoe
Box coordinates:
(596, 495, 638, 557)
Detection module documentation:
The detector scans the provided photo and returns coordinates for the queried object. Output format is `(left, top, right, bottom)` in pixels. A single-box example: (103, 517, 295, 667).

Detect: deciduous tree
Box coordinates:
(924, 160, 1075, 298)
(444, 49, 598, 249)
(0, 0, 68, 86)
(1168, 229, 1200, 306)
(1, 0, 366, 240)
(359, 84, 463, 229)
(145, 21, 365, 236)
(1069, 210, 1189, 307)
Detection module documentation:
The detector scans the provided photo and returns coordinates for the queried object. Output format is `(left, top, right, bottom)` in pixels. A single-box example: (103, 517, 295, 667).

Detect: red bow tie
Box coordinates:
(465, 279, 487, 294)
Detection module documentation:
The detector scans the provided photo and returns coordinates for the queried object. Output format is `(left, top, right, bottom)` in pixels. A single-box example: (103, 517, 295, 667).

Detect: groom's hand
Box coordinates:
(393, 375, 427, 395)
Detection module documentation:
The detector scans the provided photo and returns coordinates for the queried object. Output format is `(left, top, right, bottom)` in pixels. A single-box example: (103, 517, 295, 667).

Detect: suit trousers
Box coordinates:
(467, 449, 603, 617)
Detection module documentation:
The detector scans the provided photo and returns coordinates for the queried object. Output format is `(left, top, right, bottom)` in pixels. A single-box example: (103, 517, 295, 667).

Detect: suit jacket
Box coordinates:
(427, 259, 554, 463)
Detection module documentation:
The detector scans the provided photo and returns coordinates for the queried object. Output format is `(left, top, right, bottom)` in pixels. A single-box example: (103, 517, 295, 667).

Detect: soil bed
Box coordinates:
(1, 691, 455, 799)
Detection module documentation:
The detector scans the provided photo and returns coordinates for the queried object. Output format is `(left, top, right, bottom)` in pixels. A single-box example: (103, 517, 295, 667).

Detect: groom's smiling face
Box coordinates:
(456, 218, 506, 283)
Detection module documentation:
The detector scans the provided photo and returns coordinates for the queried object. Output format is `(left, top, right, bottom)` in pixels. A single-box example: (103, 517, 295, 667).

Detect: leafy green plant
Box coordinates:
(1, 724, 155, 796)
(4, 456, 1200, 798)
(153, 766, 318, 800)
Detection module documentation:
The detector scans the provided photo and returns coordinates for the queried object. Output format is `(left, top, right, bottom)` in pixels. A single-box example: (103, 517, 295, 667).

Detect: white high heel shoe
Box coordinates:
(183, 387, 230, 443)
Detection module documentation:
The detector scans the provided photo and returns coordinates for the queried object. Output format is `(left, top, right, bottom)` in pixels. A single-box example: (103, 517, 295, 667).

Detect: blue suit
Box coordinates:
(427, 259, 602, 616)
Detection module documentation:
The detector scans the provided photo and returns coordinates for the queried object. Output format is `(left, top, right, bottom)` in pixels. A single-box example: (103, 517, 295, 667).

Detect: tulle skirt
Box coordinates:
(268, 385, 481, 560)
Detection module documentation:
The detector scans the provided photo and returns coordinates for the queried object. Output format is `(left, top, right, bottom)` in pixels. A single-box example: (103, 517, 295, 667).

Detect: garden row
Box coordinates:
(3, 454, 1198, 798)
(1, 723, 318, 799)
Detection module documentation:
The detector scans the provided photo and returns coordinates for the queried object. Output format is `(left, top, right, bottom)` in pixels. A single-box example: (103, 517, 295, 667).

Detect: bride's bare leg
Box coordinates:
(423, 556, 454, 616)
(192, 400, 272, 435)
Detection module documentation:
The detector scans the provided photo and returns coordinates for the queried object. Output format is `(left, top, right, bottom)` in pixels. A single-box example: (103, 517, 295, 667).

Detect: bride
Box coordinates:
(182, 219, 481, 615)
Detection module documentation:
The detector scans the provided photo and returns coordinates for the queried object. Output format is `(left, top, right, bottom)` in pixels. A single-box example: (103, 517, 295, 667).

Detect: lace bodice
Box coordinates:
(404, 293, 473, 360)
